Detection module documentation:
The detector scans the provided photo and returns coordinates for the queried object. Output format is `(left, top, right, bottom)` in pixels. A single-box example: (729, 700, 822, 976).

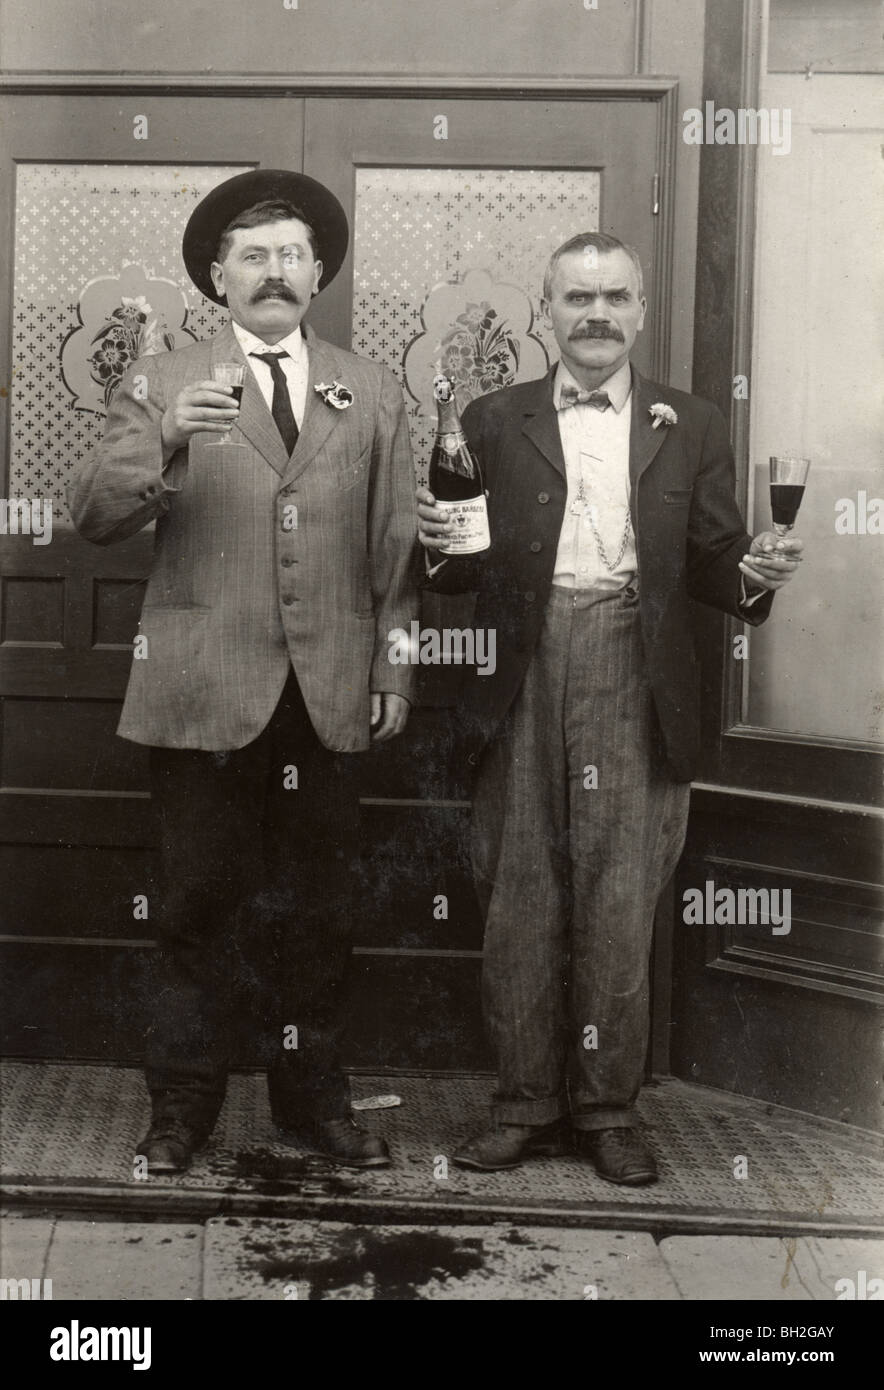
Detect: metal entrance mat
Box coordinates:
(2, 1063, 882, 1234)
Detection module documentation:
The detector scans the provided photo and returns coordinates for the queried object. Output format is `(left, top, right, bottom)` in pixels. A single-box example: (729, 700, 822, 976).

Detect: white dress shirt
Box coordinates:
(231, 320, 309, 430)
(552, 359, 636, 591)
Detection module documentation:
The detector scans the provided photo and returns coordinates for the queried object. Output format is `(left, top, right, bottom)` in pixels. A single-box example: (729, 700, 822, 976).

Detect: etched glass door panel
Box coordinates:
(305, 96, 665, 457)
(12, 163, 242, 520)
(353, 166, 600, 472)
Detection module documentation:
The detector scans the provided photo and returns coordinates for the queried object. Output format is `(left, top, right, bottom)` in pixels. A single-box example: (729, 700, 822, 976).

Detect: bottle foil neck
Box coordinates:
(435, 395, 462, 433)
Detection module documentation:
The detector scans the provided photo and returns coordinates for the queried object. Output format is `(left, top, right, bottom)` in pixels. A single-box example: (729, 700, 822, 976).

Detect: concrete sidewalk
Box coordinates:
(3, 1209, 882, 1300)
(4, 1063, 883, 1300)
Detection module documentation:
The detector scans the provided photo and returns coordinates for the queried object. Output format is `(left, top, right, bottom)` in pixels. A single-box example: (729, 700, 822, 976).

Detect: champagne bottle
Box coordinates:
(428, 374, 490, 554)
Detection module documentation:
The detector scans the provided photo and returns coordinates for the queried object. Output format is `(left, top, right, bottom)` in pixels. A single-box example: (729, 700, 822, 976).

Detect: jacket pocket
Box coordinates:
(663, 488, 693, 505)
(128, 606, 212, 733)
(328, 441, 371, 492)
(136, 606, 211, 666)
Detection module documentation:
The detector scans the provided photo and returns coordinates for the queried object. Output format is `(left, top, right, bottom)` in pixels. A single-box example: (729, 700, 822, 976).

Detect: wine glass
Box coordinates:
(769, 456, 810, 537)
(206, 362, 245, 447)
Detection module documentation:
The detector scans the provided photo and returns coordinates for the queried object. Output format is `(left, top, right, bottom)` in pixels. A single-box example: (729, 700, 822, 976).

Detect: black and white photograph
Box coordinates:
(0, 0, 881, 1345)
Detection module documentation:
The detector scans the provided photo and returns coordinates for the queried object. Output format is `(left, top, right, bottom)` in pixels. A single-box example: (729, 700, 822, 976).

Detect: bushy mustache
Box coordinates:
(252, 282, 299, 304)
(570, 325, 624, 342)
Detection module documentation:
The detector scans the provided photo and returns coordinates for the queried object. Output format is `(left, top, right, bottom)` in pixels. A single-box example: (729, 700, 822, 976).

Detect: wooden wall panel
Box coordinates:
(0, 942, 489, 1071)
(1, 577, 65, 643)
(0, 845, 156, 940)
(0, 0, 639, 80)
(671, 790, 884, 1130)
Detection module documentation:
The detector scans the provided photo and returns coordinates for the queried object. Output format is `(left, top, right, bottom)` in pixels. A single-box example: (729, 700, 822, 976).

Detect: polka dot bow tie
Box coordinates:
(557, 384, 611, 411)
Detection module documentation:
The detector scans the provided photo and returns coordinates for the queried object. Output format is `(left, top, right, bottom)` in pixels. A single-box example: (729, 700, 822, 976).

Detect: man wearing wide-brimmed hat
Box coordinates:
(70, 170, 420, 1173)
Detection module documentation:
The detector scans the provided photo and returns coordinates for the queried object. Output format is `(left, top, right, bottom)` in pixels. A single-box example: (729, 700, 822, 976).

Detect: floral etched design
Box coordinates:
(402, 269, 549, 422)
(88, 296, 175, 408)
(439, 301, 521, 402)
(61, 265, 197, 419)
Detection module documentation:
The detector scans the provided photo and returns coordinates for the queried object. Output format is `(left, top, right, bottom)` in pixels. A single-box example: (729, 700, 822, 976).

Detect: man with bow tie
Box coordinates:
(417, 232, 803, 1183)
(70, 170, 419, 1173)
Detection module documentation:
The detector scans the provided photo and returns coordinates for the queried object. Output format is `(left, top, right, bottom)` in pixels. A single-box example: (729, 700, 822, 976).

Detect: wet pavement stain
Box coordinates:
(235, 1226, 487, 1299)
(504, 1229, 535, 1245)
(193, 1146, 365, 1197)
(223, 1147, 360, 1197)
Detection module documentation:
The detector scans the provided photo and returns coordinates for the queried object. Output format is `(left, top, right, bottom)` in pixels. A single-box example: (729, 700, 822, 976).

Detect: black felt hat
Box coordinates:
(182, 169, 349, 304)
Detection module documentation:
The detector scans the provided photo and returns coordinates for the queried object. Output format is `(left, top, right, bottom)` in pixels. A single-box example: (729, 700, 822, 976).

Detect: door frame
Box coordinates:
(692, 0, 883, 809)
(0, 77, 687, 1075)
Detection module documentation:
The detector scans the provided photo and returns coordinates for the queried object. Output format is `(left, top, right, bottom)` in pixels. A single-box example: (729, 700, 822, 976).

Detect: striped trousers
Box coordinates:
(471, 582, 691, 1130)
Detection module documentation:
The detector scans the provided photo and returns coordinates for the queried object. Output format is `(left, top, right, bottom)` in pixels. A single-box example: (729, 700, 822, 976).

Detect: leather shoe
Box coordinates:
(135, 1121, 208, 1175)
(453, 1120, 570, 1172)
(575, 1127, 658, 1186)
(277, 1117, 391, 1169)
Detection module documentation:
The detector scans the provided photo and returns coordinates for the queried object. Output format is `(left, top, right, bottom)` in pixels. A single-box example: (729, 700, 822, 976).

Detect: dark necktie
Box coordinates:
(250, 351, 299, 454)
(557, 384, 611, 411)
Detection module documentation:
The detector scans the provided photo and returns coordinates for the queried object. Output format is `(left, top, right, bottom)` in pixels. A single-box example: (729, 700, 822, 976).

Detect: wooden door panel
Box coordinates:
(1, 533, 150, 700)
(304, 93, 672, 1074)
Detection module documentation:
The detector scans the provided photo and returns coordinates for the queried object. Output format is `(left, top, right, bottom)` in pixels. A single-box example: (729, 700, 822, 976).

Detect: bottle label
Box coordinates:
(437, 494, 490, 554)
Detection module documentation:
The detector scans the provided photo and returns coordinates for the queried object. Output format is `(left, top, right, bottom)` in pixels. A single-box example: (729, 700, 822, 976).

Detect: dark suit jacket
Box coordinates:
(425, 364, 773, 782)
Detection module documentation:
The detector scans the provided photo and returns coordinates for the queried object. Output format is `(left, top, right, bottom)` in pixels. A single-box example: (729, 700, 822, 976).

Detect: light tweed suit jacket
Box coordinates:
(69, 321, 420, 752)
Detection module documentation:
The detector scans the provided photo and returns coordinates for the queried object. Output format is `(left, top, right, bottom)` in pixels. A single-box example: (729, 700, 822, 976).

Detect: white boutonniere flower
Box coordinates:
(315, 380, 354, 410)
(650, 402, 677, 430)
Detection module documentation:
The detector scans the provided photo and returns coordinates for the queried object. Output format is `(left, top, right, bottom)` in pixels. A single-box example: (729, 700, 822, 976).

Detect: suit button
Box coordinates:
(282, 596, 296, 606)
(525, 590, 536, 603)
(529, 541, 542, 553)
(281, 557, 295, 568)
(537, 492, 550, 504)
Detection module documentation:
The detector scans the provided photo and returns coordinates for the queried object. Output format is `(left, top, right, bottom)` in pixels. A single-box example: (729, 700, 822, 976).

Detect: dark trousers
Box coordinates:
(471, 584, 691, 1130)
(144, 669, 358, 1134)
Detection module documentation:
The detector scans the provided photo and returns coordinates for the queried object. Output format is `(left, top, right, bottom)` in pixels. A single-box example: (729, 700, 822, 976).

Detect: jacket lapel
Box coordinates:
(281, 327, 348, 485)
(521, 362, 674, 488)
(209, 323, 288, 476)
(521, 367, 566, 479)
(629, 366, 671, 488)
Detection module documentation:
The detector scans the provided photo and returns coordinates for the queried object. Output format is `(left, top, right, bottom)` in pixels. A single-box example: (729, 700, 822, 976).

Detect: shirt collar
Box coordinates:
(554, 358, 632, 414)
(231, 319, 307, 364)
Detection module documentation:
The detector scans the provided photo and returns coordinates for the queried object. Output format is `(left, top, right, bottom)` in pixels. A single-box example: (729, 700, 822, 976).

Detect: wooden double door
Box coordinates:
(0, 87, 683, 1075)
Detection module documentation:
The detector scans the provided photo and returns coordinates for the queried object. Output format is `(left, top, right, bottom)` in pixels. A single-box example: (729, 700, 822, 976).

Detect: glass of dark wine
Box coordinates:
(769, 455, 810, 536)
(206, 362, 245, 446)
